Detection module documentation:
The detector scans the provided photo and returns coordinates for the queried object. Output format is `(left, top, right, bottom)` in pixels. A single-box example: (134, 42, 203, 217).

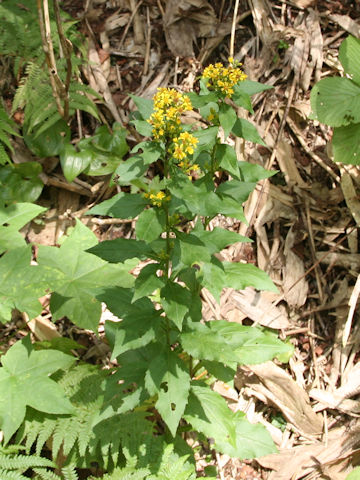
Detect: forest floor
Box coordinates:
(2, 0, 360, 478)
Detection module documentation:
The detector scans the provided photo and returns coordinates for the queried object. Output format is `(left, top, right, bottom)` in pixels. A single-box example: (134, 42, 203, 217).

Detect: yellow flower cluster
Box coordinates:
(148, 88, 193, 140)
(173, 132, 199, 160)
(202, 58, 247, 97)
(144, 190, 169, 207)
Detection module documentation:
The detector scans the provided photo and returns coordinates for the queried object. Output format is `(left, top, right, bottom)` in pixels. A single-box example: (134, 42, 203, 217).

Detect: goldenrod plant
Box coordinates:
(0, 60, 292, 477)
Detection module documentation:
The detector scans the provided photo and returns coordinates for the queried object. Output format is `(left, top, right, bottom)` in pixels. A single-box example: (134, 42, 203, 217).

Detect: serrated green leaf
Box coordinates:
(181, 322, 236, 364)
(339, 36, 360, 86)
(310, 77, 360, 127)
(136, 208, 165, 243)
(0, 202, 46, 253)
(106, 311, 160, 359)
(200, 260, 226, 303)
(87, 193, 148, 219)
(216, 411, 276, 459)
(184, 384, 237, 447)
(215, 143, 240, 178)
(145, 350, 190, 437)
(176, 231, 211, 266)
(0, 246, 47, 323)
(60, 144, 92, 182)
(181, 320, 292, 365)
(223, 261, 277, 292)
(184, 384, 276, 458)
(218, 103, 237, 138)
(232, 118, 266, 145)
(208, 320, 293, 364)
(160, 282, 191, 330)
(332, 123, 360, 165)
(191, 226, 251, 254)
(37, 221, 135, 330)
(133, 263, 165, 301)
(88, 238, 153, 263)
(0, 338, 75, 443)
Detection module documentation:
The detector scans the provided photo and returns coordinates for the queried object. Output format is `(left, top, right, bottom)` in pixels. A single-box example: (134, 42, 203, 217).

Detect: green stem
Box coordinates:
(163, 151, 172, 347)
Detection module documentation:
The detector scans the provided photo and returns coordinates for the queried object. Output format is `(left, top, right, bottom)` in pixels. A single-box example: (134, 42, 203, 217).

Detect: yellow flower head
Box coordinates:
(172, 132, 198, 161)
(145, 190, 168, 207)
(148, 88, 193, 140)
(202, 60, 247, 98)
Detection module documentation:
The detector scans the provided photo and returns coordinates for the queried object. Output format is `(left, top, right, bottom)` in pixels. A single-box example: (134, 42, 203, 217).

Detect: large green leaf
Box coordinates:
(136, 208, 165, 243)
(310, 77, 360, 127)
(223, 262, 277, 292)
(232, 118, 266, 146)
(339, 36, 360, 86)
(190, 226, 251, 254)
(234, 80, 273, 96)
(200, 259, 226, 303)
(133, 263, 165, 301)
(0, 337, 75, 442)
(37, 220, 135, 330)
(145, 350, 190, 437)
(216, 180, 255, 203)
(218, 103, 237, 138)
(23, 119, 70, 157)
(0, 245, 47, 323)
(215, 143, 240, 178)
(60, 143, 92, 182)
(181, 322, 235, 364)
(332, 123, 360, 165)
(160, 281, 191, 330)
(115, 156, 147, 185)
(88, 238, 154, 263)
(130, 95, 154, 120)
(87, 193, 148, 219)
(105, 311, 161, 359)
(238, 162, 275, 182)
(181, 320, 292, 365)
(184, 384, 237, 447)
(216, 411, 277, 459)
(0, 202, 46, 253)
(184, 384, 277, 459)
(0, 162, 43, 203)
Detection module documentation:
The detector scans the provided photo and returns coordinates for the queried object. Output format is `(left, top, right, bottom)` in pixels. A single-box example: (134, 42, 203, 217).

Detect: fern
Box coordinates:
(34, 465, 79, 480)
(0, 104, 20, 164)
(0, 450, 55, 480)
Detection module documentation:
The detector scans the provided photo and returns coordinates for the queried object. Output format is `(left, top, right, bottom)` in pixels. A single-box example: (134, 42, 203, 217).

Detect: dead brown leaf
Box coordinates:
(244, 361, 323, 436)
(163, 0, 217, 57)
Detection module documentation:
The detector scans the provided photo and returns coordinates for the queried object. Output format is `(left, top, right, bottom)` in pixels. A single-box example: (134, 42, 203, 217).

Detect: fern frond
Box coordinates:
(0, 104, 20, 164)
(0, 469, 28, 480)
(61, 464, 79, 480)
(0, 453, 54, 470)
(33, 468, 62, 480)
(91, 467, 151, 480)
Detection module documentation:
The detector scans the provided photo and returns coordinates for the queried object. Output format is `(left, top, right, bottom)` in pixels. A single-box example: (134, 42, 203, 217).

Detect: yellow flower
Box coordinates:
(202, 60, 247, 98)
(148, 88, 194, 140)
(146, 190, 167, 207)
